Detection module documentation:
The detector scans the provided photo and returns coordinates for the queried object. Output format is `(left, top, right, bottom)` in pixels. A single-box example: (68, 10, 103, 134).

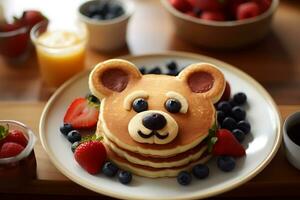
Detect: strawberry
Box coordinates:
(236, 2, 260, 20)
(169, 0, 193, 13)
(5, 130, 28, 147)
(201, 11, 225, 21)
(63, 97, 99, 129)
(212, 129, 246, 157)
(0, 142, 25, 158)
(21, 10, 47, 29)
(74, 141, 107, 174)
(252, 0, 272, 13)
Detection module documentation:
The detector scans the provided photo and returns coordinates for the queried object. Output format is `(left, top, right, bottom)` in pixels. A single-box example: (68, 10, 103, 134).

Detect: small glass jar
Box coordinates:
(0, 120, 37, 181)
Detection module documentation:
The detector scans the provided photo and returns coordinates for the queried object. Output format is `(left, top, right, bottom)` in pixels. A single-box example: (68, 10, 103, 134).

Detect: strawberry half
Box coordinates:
(5, 130, 28, 147)
(0, 142, 25, 158)
(63, 97, 99, 129)
(212, 129, 246, 157)
(74, 141, 107, 174)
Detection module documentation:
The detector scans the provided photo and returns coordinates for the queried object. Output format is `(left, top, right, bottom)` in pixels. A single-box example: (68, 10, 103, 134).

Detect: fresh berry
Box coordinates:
(71, 141, 80, 153)
(217, 156, 236, 172)
(193, 7, 202, 17)
(118, 170, 132, 184)
(222, 117, 237, 131)
(67, 130, 81, 143)
(167, 69, 179, 76)
(233, 92, 247, 105)
(217, 101, 232, 114)
(132, 98, 148, 113)
(229, 99, 237, 107)
(189, 0, 226, 11)
(170, 0, 193, 12)
(63, 97, 99, 129)
(212, 129, 246, 157)
(237, 120, 251, 134)
(102, 161, 119, 177)
(84, 2, 124, 20)
(236, 2, 260, 20)
(86, 94, 100, 105)
(0, 142, 25, 158)
(201, 11, 225, 21)
(218, 81, 231, 102)
(74, 141, 107, 174)
(253, 0, 272, 13)
(21, 10, 48, 29)
(231, 106, 246, 121)
(232, 129, 245, 143)
(165, 99, 182, 113)
(227, 0, 247, 16)
(4, 130, 28, 147)
(177, 171, 192, 186)
(166, 61, 178, 71)
(148, 67, 162, 74)
(60, 123, 74, 136)
(192, 164, 209, 179)
(217, 110, 226, 125)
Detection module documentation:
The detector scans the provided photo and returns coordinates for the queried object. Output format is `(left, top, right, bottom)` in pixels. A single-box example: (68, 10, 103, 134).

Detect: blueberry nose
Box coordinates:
(142, 113, 167, 130)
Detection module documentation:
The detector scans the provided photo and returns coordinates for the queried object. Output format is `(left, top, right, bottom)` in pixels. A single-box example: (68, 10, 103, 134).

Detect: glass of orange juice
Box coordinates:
(31, 21, 87, 89)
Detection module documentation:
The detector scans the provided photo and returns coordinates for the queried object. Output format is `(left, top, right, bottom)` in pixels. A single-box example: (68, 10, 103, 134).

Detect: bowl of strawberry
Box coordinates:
(0, 120, 37, 181)
(0, 10, 47, 63)
(161, 0, 279, 48)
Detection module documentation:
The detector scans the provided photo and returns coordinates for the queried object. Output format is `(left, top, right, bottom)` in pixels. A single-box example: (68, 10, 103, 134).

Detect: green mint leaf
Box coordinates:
(0, 124, 9, 140)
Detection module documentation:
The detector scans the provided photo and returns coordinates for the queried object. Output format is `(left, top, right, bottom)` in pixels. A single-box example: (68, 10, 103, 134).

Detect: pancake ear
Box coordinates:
(177, 63, 226, 103)
(89, 59, 142, 99)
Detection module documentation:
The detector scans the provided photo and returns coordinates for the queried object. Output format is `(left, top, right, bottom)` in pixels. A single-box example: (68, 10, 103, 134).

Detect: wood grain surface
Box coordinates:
(0, 0, 300, 104)
(0, 102, 299, 199)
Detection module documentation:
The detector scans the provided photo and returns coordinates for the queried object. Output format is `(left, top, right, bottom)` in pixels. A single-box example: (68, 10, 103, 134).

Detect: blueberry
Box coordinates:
(60, 123, 73, 136)
(167, 69, 179, 76)
(231, 106, 246, 121)
(193, 7, 202, 17)
(217, 156, 236, 172)
(222, 117, 237, 131)
(71, 141, 80, 152)
(67, 130, 81, 143)
(165, 99, 181, 113)
(85, 4, 101, 17)
(148, 67, 162, 74)
(232, 129, 245, 143)
(217, 101, 232, 114)
(132, 98, 148, 113)
(86, 94, 100, 104)
(217, 111, 226, 125)
(229, 99, 237, 107)
(102, 161, 119, 177)
(91, 14, 104, 20)
(139, 67, 146, 74)
(192, 164, 209, 179)
(237, 120, 251, 134)
(166, 61, 178, 71)
(233, 92, 247, 105)
(105, 13, 116, 20)
(118, 170, 132, 184)
(177, 171, 192, 186)
(110, 4, 124, 17)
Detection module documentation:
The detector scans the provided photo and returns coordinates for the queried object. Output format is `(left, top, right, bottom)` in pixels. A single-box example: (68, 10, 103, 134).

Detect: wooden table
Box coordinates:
(1, 0, 300, 199)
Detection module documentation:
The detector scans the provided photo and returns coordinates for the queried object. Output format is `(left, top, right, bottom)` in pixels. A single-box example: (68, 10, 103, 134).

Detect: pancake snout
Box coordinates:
(128, 110, 178, 145)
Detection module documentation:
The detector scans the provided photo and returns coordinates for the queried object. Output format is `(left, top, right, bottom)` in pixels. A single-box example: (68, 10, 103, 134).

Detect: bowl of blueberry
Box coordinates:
(161, 0, 279, 49)
(78, 0, 135, 51)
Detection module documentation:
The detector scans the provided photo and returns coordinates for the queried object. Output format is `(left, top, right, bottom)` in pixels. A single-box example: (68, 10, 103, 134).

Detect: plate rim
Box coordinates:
(39, 51, 282, 200)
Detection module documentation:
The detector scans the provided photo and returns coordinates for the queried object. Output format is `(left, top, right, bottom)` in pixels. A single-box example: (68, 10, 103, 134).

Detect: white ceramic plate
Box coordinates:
(40, 52, 281, 200)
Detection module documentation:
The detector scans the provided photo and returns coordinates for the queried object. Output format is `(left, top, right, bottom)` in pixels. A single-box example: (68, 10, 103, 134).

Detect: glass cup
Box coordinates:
(31, 21, 88, 89)
(0, 120, 37, 181)
(0, 25, 31, 64)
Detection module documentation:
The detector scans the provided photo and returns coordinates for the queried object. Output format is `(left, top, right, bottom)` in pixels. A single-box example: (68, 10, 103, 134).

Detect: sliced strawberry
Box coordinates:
(169, 0, 193, 13)
(201, 11, 226, 21)
(212, 129, 246, 157)
(189, 0, 227, 11)
(0, 142, 25, 158)
(63, 98, 99, 129)
(74, 141, 107, 174)
(4, 130, 28, 147)
(236, 2, 260, 20)
(21, 10, 47, 29)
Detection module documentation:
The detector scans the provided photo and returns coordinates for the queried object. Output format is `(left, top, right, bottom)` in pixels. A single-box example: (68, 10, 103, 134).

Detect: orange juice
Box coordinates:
(35, 31, 86, 87)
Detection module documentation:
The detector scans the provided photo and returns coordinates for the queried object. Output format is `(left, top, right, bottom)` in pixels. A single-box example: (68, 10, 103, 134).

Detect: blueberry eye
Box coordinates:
(165, 99, 181, 113)
(132, 98, 148, 112)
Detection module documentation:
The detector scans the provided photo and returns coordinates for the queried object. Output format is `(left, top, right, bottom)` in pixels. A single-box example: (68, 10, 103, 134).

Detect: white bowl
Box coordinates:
(283, 112, 300, 170)
(78, 0, 135, 52)
(161, 0, 279, 49)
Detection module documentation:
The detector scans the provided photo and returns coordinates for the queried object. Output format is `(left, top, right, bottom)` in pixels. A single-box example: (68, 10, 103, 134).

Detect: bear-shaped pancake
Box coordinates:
(89, 59, 225, 157)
